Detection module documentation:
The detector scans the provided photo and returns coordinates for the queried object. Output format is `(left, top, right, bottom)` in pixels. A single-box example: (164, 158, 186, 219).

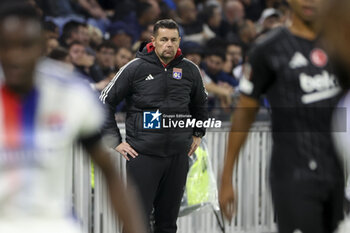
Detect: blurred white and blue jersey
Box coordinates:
(0, 59, 104, 232)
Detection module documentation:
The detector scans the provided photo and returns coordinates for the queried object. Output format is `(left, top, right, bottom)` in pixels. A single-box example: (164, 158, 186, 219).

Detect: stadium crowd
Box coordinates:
(25, 0, 290, 119)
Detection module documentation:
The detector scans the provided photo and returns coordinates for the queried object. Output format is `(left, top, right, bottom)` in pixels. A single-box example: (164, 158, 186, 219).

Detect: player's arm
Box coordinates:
(219, 94, 259, 221)
(83, 139, 147, 233)
(219, 40, 274, 221)
(99, 61, 139, 160)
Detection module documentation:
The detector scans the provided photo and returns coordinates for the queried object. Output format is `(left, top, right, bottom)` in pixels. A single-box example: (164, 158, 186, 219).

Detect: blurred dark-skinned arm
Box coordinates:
(219, 94, 259, 221)
(84, 140, 147, 233)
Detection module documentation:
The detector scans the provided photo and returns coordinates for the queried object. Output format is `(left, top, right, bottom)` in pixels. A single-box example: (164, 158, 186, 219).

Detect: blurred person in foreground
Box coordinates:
(100, 19, 208, 233)
(219, 0, 345, 232)
(0, 3, 146, 233)
(322, 0, 350, 215)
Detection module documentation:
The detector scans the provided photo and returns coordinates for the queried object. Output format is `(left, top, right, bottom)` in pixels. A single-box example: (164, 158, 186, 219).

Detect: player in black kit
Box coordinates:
(219, 0, 344, 232)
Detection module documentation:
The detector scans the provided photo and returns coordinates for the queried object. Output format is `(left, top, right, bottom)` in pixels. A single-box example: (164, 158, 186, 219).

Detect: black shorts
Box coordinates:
(270, 169, 344, 233)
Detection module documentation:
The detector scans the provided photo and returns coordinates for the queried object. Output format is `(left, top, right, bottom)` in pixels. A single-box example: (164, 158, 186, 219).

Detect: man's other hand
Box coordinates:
(188, 136, 201, 156)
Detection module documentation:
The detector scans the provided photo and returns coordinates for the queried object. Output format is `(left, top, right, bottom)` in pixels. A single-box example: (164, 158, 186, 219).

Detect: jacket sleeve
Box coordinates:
(99, 62, 134, 148)
(189, 63, 209, 137)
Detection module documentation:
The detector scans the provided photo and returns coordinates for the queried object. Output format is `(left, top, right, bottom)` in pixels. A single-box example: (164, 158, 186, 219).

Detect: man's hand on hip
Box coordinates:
(116, 142, 138, 161)
(188, 136, 201, 156)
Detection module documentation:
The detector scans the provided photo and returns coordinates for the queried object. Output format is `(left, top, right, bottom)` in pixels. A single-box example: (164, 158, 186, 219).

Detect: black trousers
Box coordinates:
(126, 153, 189, 233)
(270, 170, 344, 233)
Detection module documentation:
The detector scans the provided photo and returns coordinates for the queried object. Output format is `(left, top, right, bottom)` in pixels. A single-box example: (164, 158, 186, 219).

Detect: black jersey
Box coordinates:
(240, 27, 342, 179)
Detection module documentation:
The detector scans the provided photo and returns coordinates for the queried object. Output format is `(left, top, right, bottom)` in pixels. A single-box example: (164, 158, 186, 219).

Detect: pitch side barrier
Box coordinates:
(69, 117, 349, 233)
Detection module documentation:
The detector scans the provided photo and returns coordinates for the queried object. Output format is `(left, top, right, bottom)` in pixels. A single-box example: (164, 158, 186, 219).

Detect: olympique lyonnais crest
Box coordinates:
(173, 68, 182, 79)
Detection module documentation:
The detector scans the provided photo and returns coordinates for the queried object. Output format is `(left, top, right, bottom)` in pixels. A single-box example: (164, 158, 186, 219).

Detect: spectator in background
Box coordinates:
(68, 41, 101, 81)
(75, 0, 108, 19)
(237, 19, 257, 55)
(278, 1, 291, 26)
(198, 4, 222, 36)
(68, 41, 109, 90)
(240, 0, 265, 22)
(258, 8, 282, 34)
(77, 22, 91, 48)
(88, 24, 103, 50)
(132, 24, 154, 52)
(96, 41, 117, 78)
(157, 0, 176, 19)
(202, 49, 238, 88)
(60, 21, 86, 48)
(223, 40, 243, 75)
(115, 47, 133, 71)
(108, 21, 134, 49)
(43, 21, 59, 39)
(183, 42, 234, 108)
(105, 0, 136, 21)
(46, 37, 60, 55)
(113, 46, 134, 115)
(135, 0, 161, 39)
(69, 41, 94, 79)
(117, 1, 160, 44)
(219, 0, 245, 41)
(227, 40, 243, 69)
(37, 0, 109, 19)
(48, 46, 73, 69)
(177, 0, 215, 45)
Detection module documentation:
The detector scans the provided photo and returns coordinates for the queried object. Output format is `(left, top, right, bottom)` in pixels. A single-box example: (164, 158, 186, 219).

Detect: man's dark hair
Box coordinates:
(153, 19, 180, 36)
(226, 38, 242, 48)
(205, 49, 226, 62)
(43, 21, 58, 32)
(97, 41, 117, 52)
(61, 20, 83, 43)
(199, 5, 218, 24)
(116, 46, 132, 55)
(0, 2, 41, 24)
(48, 46, 69, 62)
(68, 40, 84, 50)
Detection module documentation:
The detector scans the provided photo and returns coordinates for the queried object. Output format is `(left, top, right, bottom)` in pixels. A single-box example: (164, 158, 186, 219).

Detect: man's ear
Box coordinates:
(151, 36, 155, 45)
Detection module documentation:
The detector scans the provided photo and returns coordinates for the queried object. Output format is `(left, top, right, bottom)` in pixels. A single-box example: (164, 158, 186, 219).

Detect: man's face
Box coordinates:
(183, 2, 197, 23)
(0, 17, 43, 93)
(210, 7, 222, 28)
(288, 0, 322, 23)
(69, 44, 86, 65)
(111, 33, 132, 49)
(205, 55, 224, 75)
(78, 25, 90, 47)
(115, 48, 132, 69)
(142, 1, 161, 25)
(152, 28, 180, 63)
(185, 53, 201, 66)
(226, 44, 242, 67)
(97, 47, 115, 68)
